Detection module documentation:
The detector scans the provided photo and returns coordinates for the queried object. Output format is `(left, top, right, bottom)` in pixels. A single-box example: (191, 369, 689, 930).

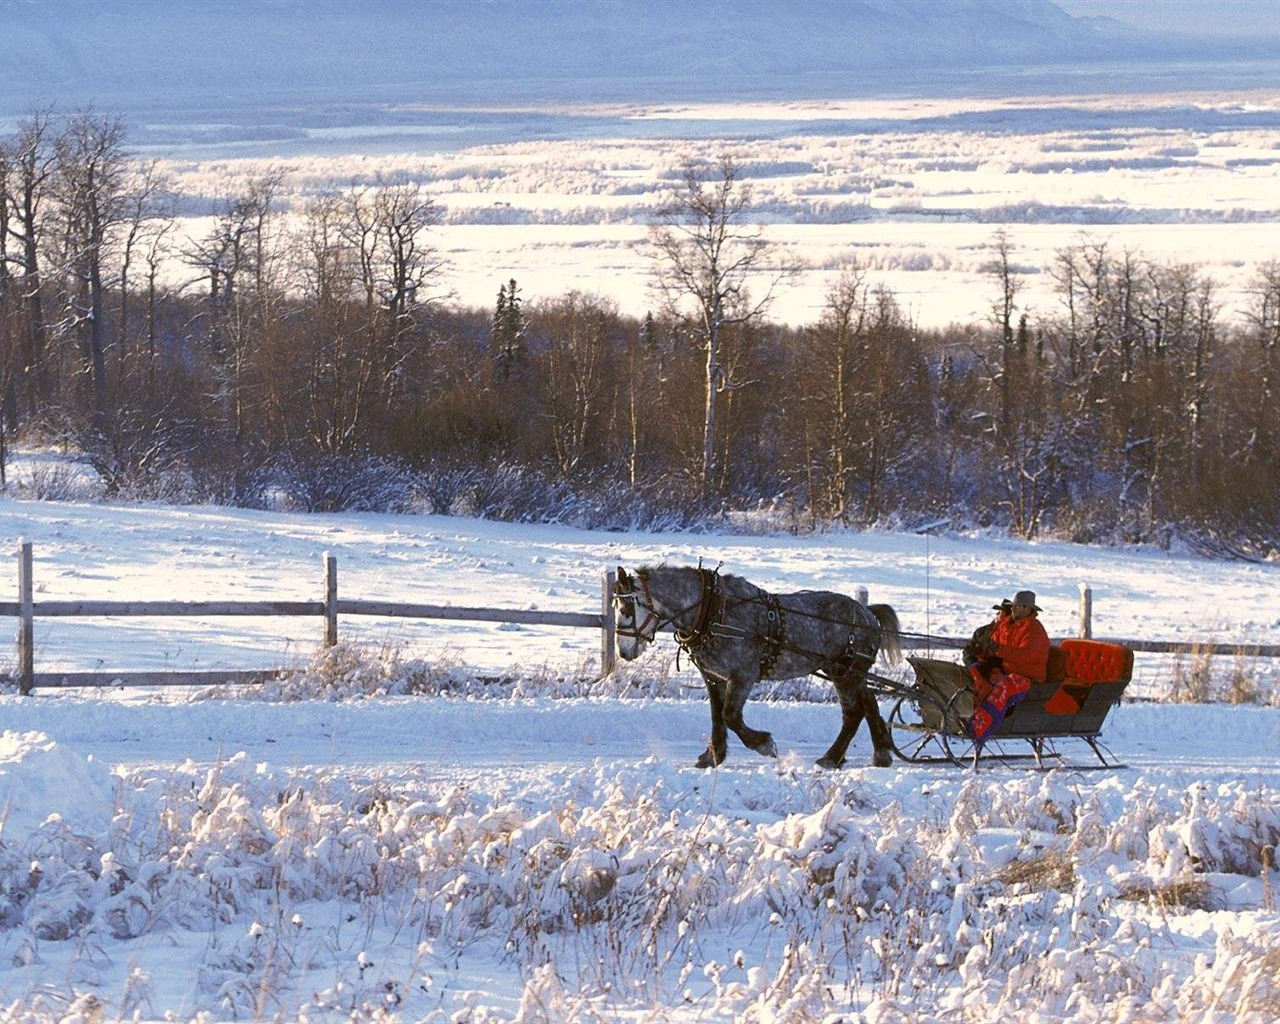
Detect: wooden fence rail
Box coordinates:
(5, 542, 1276, 694)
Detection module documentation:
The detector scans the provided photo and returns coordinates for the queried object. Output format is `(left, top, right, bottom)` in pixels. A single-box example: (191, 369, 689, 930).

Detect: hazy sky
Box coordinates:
(1058, 0, 1280, 37)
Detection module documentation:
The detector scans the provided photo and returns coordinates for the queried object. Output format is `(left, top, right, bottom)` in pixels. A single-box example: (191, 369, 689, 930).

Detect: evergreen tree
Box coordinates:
(492, 277, 525, 379)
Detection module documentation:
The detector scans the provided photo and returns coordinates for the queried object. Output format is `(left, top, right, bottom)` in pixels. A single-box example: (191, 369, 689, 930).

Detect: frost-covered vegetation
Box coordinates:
(1, 701, 1278, 1023)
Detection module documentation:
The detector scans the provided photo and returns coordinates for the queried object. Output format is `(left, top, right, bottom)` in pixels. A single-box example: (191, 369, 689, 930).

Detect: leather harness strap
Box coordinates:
(758, 592, 786, 678)
(675, 567, 725, 654)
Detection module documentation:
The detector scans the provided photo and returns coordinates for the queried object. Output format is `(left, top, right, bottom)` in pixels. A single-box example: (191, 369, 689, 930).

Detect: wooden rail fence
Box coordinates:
(3, 540, 617, 693)
(4, 542, 1276, 694)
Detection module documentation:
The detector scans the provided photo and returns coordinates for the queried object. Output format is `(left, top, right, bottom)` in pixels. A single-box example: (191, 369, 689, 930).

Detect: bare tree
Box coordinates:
(1140, 261, 1218, 510)
(285, 193, 377, 453)
(115, 159, 173, 374)
(139, 210, 175, 389)
(184, 170, 285, 433)
(986, 229, 1020, 439)
(1, 110, 57, 419)
(534, 291, 619, 479)
(649, 154, 779, 503)
(341, 178, 444, 407)
(0, 142, 13, 476)
(798, 264, 871, 520)
(1242, 260, 1280, 458)
(52, 110, 132, 429)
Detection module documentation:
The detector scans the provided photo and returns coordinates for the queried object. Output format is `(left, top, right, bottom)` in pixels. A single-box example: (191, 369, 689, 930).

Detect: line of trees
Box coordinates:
(3, 111, 1278, 554)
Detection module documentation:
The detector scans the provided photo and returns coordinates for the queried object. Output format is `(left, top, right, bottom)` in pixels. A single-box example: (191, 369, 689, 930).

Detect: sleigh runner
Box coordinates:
(882, 638, 1134, 769)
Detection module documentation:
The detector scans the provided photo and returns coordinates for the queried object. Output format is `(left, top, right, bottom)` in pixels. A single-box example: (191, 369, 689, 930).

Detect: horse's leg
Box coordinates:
(696, 675, 730, 768)
(859, 681, 894, 767)
(723, 673, 777, 759)
(817, 671, 864, 769)
(818, 671, 892, 769)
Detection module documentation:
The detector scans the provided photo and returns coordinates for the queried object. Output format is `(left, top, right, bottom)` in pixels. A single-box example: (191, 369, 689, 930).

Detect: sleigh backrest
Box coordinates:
(1043, 639, 1134, 719)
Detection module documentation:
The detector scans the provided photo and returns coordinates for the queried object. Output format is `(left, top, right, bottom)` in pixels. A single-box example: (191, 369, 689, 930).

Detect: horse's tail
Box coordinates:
(868, 603, 902, 666)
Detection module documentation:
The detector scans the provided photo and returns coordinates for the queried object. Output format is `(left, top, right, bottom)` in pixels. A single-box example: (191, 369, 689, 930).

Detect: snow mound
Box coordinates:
(0, 731, 114, 841)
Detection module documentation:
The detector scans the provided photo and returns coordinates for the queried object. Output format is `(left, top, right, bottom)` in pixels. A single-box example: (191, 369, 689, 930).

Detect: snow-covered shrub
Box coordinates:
(3, 735, 1280, 1022)
(1165, 924, 1280, 1023)
(450, 463, 576, 522)
(1226, 654, 1261, 704)
(415, 458, 488, 515)
(11, 458, 101, 501)
(209, 642, 707, 703)
(274, 452, 420, 514)
(1169, 647, 1215, 703)
(231, 642, 470, 701)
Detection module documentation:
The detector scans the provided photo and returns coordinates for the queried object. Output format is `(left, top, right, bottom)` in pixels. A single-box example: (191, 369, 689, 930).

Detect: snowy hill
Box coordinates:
(2, 0, 1277, 117)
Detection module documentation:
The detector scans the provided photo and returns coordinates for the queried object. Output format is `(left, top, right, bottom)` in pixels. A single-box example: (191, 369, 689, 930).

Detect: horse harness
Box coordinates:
(755, 593, 787, 677)
(670, 568, 788, 677)
(623, 566, 872, 677)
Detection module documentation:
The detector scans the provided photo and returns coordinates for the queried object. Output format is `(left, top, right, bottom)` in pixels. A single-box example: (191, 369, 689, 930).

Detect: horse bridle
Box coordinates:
(615, 571, 665, 643)
(616, 567, 723, 649)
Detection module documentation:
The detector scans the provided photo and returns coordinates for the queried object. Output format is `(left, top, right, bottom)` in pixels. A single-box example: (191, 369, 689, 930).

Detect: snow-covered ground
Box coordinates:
(2, 459, 1279, 1022)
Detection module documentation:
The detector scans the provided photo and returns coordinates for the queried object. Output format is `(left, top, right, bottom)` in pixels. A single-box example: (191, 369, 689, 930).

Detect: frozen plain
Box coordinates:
(151, 87, 1280, 329)
(2, 464, 1280, 1021)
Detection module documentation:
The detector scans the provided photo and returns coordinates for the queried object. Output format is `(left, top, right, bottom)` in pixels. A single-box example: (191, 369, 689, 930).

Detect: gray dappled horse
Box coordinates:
(614, 564, 902, 769)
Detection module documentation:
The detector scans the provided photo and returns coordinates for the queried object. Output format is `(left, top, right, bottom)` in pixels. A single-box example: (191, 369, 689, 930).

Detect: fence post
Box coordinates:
(17, 539, 33, 695)
(600, 569, 616, 676)
(324, 552, 338, 647)
(1079, 583, 1092, 639)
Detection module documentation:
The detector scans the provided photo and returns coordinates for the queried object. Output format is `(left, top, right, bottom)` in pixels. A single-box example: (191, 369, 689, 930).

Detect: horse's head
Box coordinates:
(614, 565, 660, 661)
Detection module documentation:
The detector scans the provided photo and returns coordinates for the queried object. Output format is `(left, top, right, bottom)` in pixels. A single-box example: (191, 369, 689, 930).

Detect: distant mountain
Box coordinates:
(1, 0, 1277, 116)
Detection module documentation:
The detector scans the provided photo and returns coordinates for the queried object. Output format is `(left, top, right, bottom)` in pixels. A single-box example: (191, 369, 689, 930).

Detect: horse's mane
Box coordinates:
(639, 563, 760, 597)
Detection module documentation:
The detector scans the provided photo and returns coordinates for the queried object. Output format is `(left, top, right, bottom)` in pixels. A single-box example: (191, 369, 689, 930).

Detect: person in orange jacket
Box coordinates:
(967, 589, 1049, 745)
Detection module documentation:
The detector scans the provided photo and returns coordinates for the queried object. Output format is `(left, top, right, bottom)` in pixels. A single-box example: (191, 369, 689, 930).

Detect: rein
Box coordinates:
(618, 565, 961, 670)
(890, 629, 967, 650)
(725, 595, 967, 652)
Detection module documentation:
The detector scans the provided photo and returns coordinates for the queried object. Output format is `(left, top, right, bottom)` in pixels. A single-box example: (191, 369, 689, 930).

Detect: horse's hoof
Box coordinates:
(816, 755, 843, 770)
(873, 749, 893, 768)
(757, 736, 778, 759)
(695, 750, 723, 769)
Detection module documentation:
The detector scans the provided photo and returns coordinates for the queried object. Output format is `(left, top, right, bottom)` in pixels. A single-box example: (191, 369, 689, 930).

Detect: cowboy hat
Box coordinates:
(1012, 590, 1041, 611)
(991, 598, 1012, 611)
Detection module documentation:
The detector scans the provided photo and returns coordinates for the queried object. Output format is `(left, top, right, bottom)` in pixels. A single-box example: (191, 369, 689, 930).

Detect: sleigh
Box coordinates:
(884, 638, 1134, 769)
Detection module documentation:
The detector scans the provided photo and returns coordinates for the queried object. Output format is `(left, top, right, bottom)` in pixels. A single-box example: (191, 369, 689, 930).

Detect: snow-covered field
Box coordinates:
(158, 90, 1280, 327)
(2, 468, 1280, 1021)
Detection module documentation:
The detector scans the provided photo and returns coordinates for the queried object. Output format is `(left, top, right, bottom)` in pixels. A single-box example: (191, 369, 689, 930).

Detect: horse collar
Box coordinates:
(675, 567, 725, 653)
